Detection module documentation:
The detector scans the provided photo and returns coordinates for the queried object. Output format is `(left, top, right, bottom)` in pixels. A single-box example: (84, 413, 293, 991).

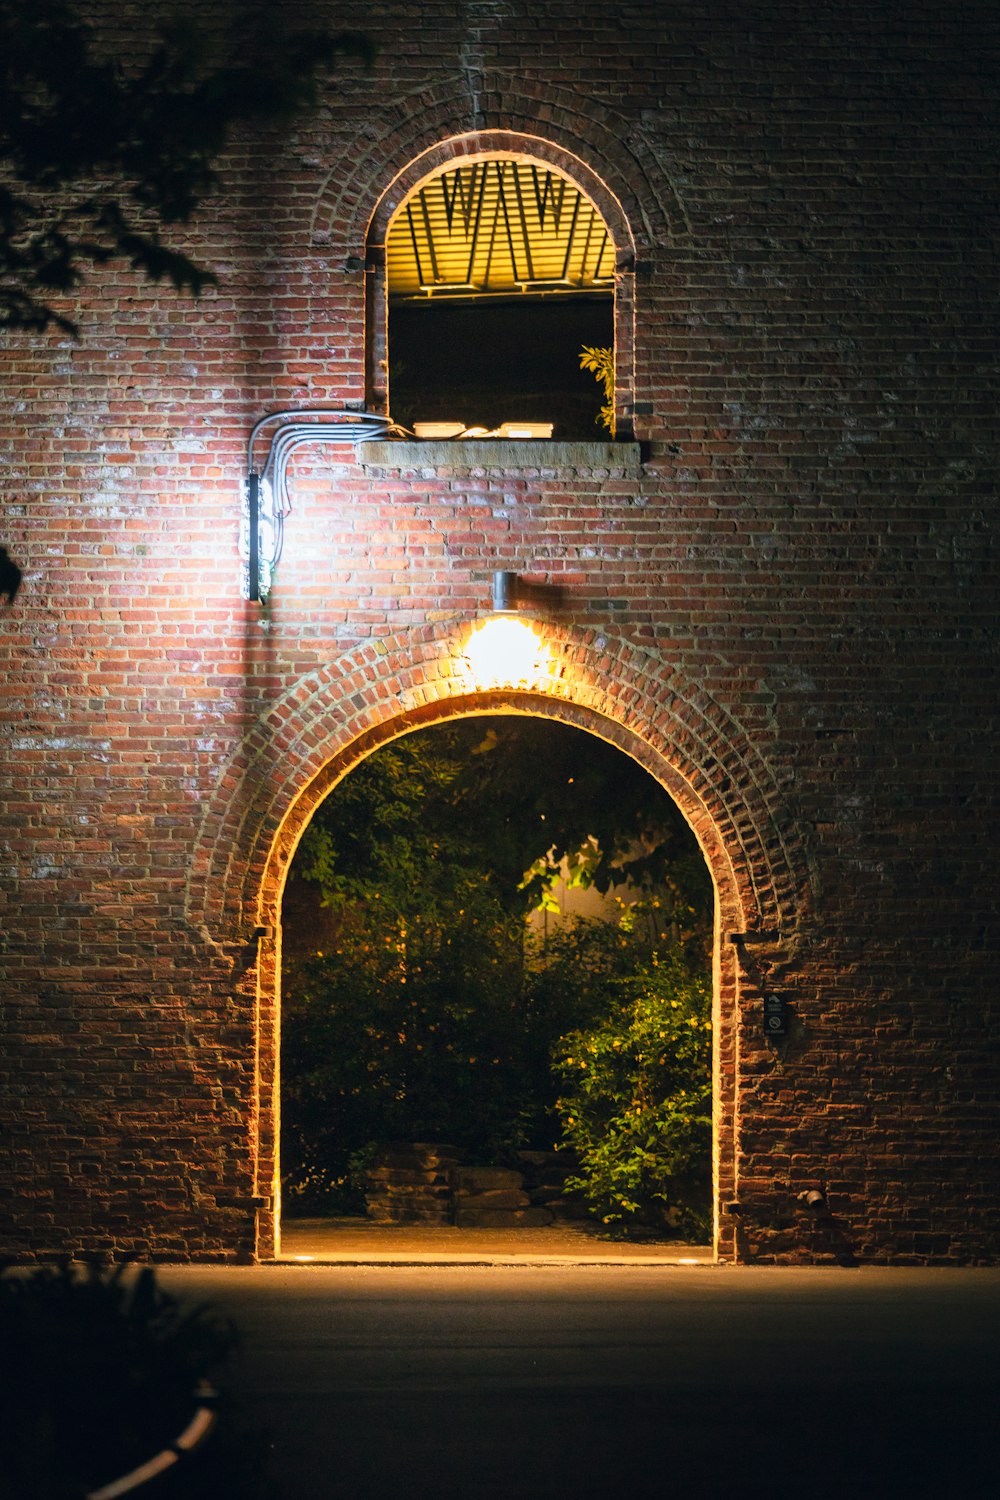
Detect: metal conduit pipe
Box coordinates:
(246, 408, 397, 476)
(242, 409, 404, 600)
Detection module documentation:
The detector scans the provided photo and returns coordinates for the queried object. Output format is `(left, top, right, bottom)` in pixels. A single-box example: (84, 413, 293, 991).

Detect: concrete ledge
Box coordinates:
(357, 439, 641, 472)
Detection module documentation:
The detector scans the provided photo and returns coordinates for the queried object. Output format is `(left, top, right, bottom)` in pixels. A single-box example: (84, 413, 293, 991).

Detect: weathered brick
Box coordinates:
(1, 0, 997, 1264)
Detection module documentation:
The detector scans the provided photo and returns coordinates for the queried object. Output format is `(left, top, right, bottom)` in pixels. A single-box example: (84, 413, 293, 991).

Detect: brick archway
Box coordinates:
(310, 77, 689, 254)
(185, 623, 813, 1261)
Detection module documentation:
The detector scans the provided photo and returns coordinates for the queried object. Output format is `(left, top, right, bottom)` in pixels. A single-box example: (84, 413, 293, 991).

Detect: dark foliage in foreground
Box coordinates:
(0, 0, 370, 334)
(0, 1258, 275, 1499)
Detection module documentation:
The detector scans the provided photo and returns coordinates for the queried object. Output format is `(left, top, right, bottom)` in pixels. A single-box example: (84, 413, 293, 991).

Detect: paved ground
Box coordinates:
(279, 1215, 712, 1264)
(160, 1263, 1000, 1499)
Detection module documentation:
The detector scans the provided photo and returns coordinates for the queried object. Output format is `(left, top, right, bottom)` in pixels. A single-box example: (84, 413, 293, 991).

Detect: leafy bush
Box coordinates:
(284, 905, 714, 1228)
(0, 1259, 241, 1500)
(281, 893, 534, 1212)
(552, 950, 712, 1237)
(579, 344, 615, 435)
(280, 720, 715, 1220)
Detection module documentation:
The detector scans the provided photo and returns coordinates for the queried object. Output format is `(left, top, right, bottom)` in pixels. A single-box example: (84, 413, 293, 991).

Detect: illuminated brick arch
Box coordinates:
(187, 623, 811, 945)
(310, 74, 690, 254)
(364, 132, 636, 263)
(185, 624, 814, 1262)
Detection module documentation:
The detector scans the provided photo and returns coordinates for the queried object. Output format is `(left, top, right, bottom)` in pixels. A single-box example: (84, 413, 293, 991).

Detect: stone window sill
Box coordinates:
(357, 439, 641, 473)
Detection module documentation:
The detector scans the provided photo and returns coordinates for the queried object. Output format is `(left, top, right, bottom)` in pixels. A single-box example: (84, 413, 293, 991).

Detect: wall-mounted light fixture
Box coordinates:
(464, 615, 548, 688)
(491, 569, 520, 613)
(240, 472, 278, 604)
(462, 569, 552, 689)
(241, 409, 397, 602)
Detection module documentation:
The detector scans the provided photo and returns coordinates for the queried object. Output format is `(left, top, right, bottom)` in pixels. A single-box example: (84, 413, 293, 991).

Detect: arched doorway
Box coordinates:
(188, 622, 805, 1264)
(245, 651, 759, 1265)
(278, 712, 717, 1252)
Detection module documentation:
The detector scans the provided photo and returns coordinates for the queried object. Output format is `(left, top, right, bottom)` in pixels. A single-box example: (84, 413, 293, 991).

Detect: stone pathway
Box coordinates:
(277, 1216, 713, 1265)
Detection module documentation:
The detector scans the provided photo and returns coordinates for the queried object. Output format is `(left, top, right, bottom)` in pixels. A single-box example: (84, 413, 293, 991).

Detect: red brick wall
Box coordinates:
(2, 0, 997, 1262)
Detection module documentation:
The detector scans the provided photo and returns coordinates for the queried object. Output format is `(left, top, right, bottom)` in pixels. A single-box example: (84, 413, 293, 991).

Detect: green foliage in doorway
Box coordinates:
(280, 719, 714, 1225)
(552, 946, 712, 1237)
(282, 886, 531, 1210)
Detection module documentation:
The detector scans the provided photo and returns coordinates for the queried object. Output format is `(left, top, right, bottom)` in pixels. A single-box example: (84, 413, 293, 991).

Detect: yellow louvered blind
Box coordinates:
(386, 159, 614, 299)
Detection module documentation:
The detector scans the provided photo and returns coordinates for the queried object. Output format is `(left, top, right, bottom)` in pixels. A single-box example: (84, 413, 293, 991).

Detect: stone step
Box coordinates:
(367, 1167, 453, 1185)
(371, 1152, 460, 1171)
(368, 1211, 453, 1225)
(453, 1206, 554, 1229)
(452, 1166, 524, 1192)
(453, 1188, 531, 1210)
(367, 1192, 451, 1208)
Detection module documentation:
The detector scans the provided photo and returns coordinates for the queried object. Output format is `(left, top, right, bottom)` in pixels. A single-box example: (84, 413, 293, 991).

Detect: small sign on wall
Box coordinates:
(763, 992, 788, 1040)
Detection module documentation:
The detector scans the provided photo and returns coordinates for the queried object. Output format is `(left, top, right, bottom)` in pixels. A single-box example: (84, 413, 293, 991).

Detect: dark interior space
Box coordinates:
(388, 295, 614, 438)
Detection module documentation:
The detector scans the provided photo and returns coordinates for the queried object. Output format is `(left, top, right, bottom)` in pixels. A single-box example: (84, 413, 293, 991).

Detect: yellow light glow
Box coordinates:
(462, 616, 552, 689)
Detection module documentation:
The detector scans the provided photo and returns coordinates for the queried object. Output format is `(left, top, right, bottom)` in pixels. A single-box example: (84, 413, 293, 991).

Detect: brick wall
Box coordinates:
(1, 0, 997, 1262)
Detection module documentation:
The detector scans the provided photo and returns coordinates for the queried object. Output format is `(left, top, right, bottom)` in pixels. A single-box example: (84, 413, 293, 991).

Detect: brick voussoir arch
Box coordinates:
(363, 130, 635, 262)
(310, 72, 688, 251)
(186, 624, 812, 949)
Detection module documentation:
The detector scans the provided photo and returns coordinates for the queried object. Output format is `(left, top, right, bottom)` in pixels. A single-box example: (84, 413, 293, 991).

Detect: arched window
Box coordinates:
(366, 142, 634, 442)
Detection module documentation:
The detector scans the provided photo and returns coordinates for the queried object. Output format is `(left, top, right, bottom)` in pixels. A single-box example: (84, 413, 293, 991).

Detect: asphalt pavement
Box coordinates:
(160, 1264, 1000, 1499)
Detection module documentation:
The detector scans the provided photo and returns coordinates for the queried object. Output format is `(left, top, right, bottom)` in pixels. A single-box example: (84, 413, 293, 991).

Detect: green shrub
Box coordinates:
(552, 950, 712, 1237)
(579, 344, 616, 435)
(283, 904, 714, 1222)
(0, 1259, 241, 1499)
(281, 894, 534, 1211)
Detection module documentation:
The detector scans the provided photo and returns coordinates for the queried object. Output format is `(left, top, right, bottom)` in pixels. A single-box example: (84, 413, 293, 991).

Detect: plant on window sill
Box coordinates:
(579, 345, 616, 437)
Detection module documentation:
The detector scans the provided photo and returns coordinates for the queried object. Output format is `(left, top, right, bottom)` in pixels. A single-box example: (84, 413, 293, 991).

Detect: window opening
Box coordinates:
(386, 158, 615, 440)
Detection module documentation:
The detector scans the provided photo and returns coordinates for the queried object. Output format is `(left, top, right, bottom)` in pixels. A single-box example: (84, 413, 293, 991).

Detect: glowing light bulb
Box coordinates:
(463, 616, 551, 689)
